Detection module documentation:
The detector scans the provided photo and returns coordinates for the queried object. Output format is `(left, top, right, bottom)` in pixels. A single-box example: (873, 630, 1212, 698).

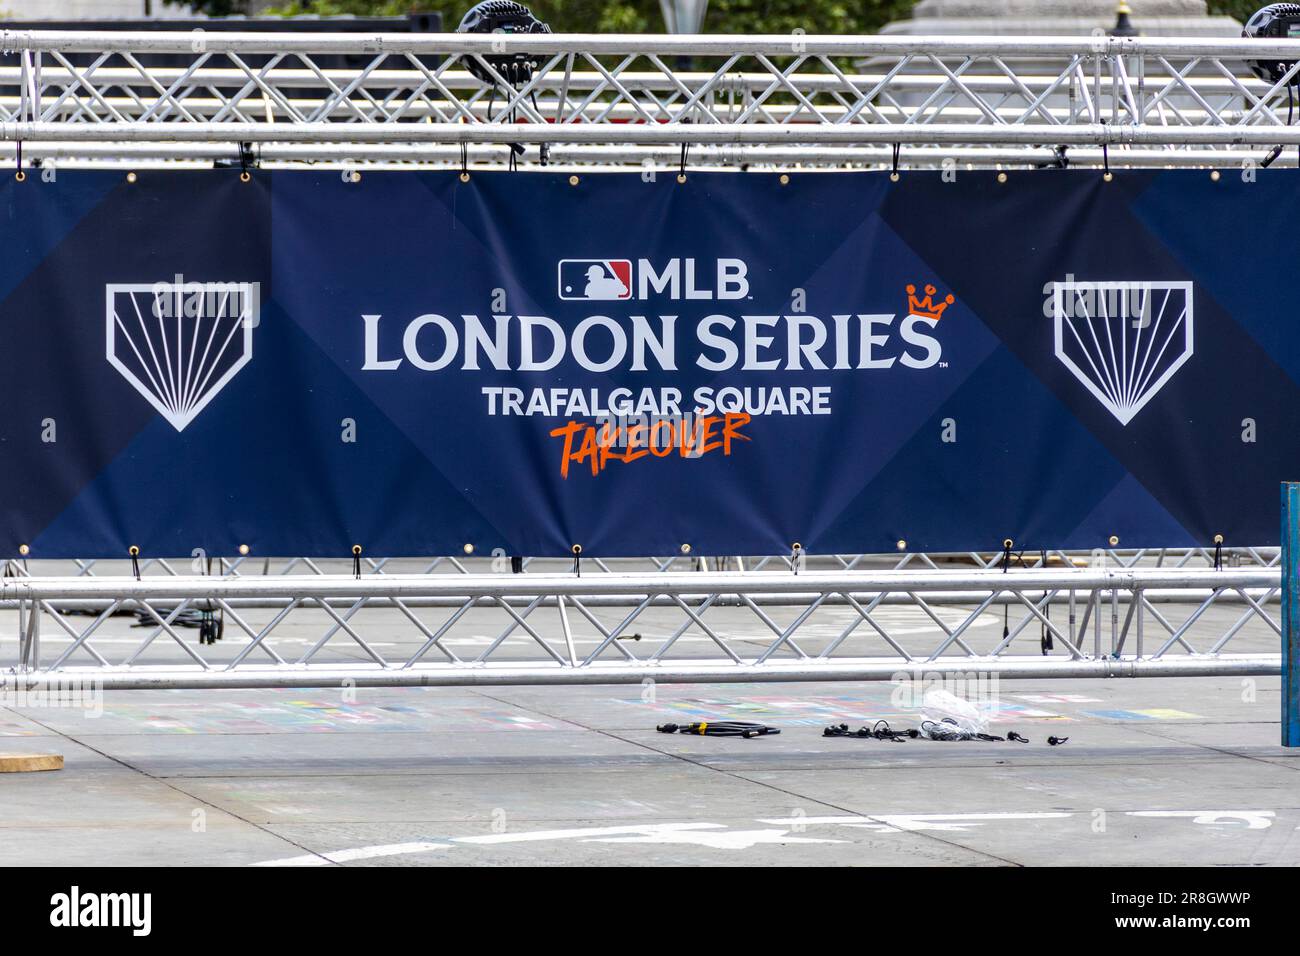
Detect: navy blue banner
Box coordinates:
(1, 169, 1295, 558)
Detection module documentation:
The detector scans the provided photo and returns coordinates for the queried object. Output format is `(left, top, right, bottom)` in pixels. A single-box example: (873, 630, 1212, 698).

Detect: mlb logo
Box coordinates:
(558, 259, 632, 301)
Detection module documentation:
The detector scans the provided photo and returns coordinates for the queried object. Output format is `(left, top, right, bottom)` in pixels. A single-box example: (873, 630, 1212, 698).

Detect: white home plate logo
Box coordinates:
(106, 279, 259, 432)
(1052, 279, 1193, 426)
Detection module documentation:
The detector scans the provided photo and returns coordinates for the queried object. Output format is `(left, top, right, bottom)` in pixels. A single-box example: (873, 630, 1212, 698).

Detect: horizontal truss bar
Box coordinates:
(8, 120, 1300, 147)
(1, 568, 1279, 602)
(8, 657, 1281, 690)
(0, 32, 1295, 58)
(7, 144, 1295, 169)
(0, 588, 1277, 612)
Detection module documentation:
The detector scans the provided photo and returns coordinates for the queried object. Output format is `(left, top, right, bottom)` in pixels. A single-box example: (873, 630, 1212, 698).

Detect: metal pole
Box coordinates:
(5, 657, 1280, 691)
(1283, 482, 1300, 747)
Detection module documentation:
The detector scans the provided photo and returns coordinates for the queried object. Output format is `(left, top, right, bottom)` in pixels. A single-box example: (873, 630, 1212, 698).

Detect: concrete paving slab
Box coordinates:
(0, 824, 304, 867)
(166, 761, 845, 827)
(1125, 720, 1300, 768)
(0, 670, 1294, 866)
(260, 818, 1000, 866)
(0, 710, 66, 737)
(732, 758, 1300, 816)
(11, 688, 586, 736)
(71, 729, 669, 777)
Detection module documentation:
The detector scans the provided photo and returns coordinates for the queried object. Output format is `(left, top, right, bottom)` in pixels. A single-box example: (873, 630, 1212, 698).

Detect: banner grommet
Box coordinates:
(238, 544, 250, 556)
(18, 544, 29, 556)
(779, 174, 789, 185)
(997, 172, 1008, 184)
(1108, 535, 1120, 546)
(126, 172, 138, 184)
(1210, 169, 1222, 182)
(463, 543, 474, 554)
(13, 170, 24, 183)
(569, 175, 580, 186)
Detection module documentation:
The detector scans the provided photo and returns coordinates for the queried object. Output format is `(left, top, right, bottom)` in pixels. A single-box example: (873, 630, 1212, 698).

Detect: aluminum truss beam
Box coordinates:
(3, 32, 1300, 169)
(2, 568, 1281, 689)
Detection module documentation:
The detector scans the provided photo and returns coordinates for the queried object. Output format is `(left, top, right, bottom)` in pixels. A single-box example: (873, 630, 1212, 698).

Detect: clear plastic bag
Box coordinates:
(919, 718, 974, 741)
(919, 688, 988, 735)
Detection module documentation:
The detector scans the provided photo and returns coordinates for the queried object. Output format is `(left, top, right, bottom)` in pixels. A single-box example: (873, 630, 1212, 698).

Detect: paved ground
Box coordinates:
(1, 560, 1289, 867)
(0, 671, 1295, 866)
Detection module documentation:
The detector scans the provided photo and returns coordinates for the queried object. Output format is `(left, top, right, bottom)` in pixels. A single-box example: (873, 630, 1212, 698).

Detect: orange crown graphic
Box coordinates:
(906, 283, 955, 321)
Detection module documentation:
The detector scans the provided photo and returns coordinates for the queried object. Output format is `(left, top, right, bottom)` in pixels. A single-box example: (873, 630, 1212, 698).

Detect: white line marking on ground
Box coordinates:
(1127, 810, 1275, 829)
(250, 841, 453, 867)
(758, 812, 1074, 832)
(454, 822, 722, 844)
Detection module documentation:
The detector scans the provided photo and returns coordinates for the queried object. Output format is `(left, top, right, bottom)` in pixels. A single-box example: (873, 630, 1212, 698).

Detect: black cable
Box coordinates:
(1041, 548, 1053, 654)
(657, 721, 781, 738)
(822, 719, 918, 741)
(1264, 86, 1299, 168)
(1101, 119, 1110, 179)
(920, 717, 1005, 742)
(1284, 84, 1294, 170)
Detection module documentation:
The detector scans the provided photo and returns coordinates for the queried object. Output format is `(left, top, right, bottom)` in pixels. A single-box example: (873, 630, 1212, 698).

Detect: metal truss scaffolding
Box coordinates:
(0, 31, 1291, 688)
(3, 32, 1300, 169)
(1, 567, 1282, 689)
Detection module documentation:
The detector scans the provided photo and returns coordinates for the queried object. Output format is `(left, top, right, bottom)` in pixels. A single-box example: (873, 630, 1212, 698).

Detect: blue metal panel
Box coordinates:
(1283, 483, 1300, 747)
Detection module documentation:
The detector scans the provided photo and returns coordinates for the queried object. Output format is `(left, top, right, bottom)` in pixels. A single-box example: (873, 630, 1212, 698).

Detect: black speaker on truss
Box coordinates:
(456, 1, 553, 87)
(1244, 3, 1300, 85)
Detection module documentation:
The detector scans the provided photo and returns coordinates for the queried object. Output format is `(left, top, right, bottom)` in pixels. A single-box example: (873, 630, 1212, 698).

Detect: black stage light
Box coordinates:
(456, 1, 552, 87)
(1243, 3, 1300, 85)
